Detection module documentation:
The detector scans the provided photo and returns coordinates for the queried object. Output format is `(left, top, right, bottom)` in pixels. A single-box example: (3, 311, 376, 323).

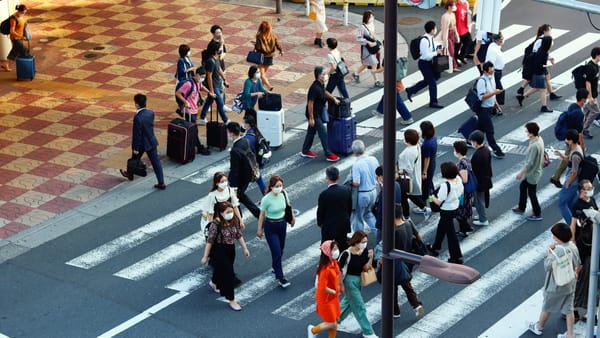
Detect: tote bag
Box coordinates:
(550, 246, 575, 286)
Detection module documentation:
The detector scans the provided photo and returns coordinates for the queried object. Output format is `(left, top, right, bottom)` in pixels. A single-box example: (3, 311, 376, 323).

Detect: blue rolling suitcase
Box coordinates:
(16, 55, 35, 81)
(327, 116, 356, 155)
(458, 115, 478, 140)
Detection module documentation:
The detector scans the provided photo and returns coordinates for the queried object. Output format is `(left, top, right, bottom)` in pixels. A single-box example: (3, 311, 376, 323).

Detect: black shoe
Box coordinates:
(516, 95, 524, 107)
(198, 145, 211, 156)
(550, 178, 563, 188)
(549, 92, 562, 100)
(429, 103, 444, 109)
(154, 183, 167, 190)
(406, 90, 413, 102)
(517, 87, 524, 95)
(540, 106, 553, 113)
(175, 108, 183, 117)
(492, 150, 505, 159)
(314, 38, 323, 48)
(426, 244, 440, 257)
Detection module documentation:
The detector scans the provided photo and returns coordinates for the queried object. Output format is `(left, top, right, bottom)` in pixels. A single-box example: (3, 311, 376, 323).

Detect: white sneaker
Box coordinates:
(307, 325, 316, 338)
(472, 220, 489, 226)
(594, 120, 600, 128)
(347, 231, 354, 239)
(198, 118, 207, 125)
(223, 105, 233, 113)
(412, 207, 426, 214)
(423, 207, 432, 220)
(527, 321, 543, 336)
(414, 305, 425, 318)
(371, 109, 383, 118)
(556, 334, 566, 338)
(363, 334, 378, 338)
(363, 226, 371, 234)
(400, 118, 414, 125)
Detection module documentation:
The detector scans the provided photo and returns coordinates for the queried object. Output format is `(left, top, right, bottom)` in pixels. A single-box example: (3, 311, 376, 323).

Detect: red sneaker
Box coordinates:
(326, 153, 340, 162)
(301, 150, 318, 158)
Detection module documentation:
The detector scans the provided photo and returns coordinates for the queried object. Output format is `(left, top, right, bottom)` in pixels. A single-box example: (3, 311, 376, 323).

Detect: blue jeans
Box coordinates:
(407, 59, 440, 104)
(326, 72, 349, 99)
(339, 275, 375, 335)
(351, 189, 377, 235)
(200, 86, 228, 122)
(376, 92, 412, 121)
(302, 114, 330, 155)
(264, 219, 287, 280)
(558, 171, 579, 224)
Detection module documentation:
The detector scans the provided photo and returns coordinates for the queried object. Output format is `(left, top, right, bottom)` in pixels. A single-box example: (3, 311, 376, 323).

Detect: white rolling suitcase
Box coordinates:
(257, 109, 284, 148)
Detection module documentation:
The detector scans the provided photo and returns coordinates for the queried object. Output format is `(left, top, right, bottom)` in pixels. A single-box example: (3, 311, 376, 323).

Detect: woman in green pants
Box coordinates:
(338, 230, 377, 338)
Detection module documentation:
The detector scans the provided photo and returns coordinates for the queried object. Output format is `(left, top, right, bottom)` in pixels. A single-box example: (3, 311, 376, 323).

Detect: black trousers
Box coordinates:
(432, 209, 463, 261)
(494, 69, 505, 105)
(456, 33, 473, 61)
(211, 243, 236, 301)
(401, 190, 427, 218)
(237, 181, 260, 218)
(518, 179, 541, 216)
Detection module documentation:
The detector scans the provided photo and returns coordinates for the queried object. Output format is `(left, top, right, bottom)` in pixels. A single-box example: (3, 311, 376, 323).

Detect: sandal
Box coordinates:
(0, 64, 11, 72)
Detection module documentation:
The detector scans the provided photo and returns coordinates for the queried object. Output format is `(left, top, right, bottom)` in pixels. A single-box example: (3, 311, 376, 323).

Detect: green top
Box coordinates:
(525, 136, 545, 184)
(260, 191, 287, 219)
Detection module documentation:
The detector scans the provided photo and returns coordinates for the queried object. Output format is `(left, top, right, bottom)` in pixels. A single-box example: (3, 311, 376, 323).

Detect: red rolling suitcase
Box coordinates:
(206, 106, 228, 151)
(167, 117, 196, 163)
(327, 116, 356, 155)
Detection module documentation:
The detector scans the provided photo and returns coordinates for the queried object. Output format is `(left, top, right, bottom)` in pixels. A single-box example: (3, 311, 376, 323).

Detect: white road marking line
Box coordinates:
(478, 289, 543, 338)
(97, 291, 188, 338)
(165, 268, 211, 293)
(396, 225, 553, 337)
(337, 183, 562, 334)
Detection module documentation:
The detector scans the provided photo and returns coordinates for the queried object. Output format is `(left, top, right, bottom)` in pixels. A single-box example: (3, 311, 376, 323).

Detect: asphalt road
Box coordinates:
(2, 1, 600, 337)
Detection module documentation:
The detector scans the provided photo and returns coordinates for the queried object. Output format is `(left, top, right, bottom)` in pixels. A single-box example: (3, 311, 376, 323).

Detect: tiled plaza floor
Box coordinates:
(0, 0, 363, 238)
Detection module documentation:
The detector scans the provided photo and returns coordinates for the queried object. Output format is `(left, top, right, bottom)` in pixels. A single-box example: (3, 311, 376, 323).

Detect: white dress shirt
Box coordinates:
(485, 42, 504, 70)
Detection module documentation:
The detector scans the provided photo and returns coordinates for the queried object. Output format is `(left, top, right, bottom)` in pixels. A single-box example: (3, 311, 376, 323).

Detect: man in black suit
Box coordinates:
(227, 122, 260, 218)
(120, 94, 166, 190)
(317, 166, 352, 251)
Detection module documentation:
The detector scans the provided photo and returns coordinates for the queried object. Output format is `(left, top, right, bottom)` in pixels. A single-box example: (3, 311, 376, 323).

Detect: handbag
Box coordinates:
(410, 236, 428, 256)
(432, 55, 450, 74)
(336, 59, 349, 77)
(258, 93, 282, 111)
(360, 267, 377, 286)
(282, 190, 295, 226)
(375, 259, 412, 285)
(366, 40, 382, 55)
(396, 57, 408, 81)
(246, 50, 263, 65)
(232, 92, 244, 114)
(550, 245, 576, 286)
(127, 157, 147, 177)
(396, 173, 413, 195)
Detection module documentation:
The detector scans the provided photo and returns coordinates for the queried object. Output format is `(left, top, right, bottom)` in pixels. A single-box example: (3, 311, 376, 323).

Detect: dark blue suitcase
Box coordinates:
(458, 115, 478, 140)
(16, 55, 35, 81)
(327, 116, 356, 155)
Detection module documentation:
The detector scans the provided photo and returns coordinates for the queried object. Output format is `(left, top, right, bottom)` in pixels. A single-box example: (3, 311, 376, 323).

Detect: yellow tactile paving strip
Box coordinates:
(0, 0, 362, 239)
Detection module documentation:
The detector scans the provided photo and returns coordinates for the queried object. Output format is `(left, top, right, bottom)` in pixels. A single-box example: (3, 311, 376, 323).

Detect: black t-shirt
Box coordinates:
(202, 56, 223, 90)
(572, 197, 597, 258)
(584, 61, 600, 98)
(306, 80, 326, 119)
(339, 248, 369, 276)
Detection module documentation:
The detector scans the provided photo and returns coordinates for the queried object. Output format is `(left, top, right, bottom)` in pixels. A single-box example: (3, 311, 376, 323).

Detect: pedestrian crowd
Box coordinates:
(103, 2, 600, 337)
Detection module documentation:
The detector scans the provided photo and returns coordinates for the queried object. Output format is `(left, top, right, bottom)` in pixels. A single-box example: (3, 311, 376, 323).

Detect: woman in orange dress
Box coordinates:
(307, 240, 342, 338)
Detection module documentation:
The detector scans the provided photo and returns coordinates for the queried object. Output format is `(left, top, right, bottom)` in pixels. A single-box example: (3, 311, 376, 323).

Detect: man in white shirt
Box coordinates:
(477, 61, 505, 159)
(485, 33, 505, 107)
(406, 21, 444, 109)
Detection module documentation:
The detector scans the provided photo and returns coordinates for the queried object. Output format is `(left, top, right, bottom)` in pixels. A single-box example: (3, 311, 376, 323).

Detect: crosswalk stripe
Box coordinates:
(396, 224, 553, 337)
(337, 182, 563, 334)
(478, 289, 543, 338)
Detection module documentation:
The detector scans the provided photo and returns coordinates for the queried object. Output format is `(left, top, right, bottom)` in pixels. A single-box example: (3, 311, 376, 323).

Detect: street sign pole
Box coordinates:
(585, 210, 600, 338)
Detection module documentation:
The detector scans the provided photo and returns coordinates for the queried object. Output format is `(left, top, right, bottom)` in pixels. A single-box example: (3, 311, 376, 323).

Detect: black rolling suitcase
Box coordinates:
(167, 117, 196, 163)
(206, 106, 228, 151)
(328, 97, 351, 119)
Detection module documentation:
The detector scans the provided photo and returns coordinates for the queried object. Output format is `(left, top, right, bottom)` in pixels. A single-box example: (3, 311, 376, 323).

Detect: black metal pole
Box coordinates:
(381, 0, 398, 337)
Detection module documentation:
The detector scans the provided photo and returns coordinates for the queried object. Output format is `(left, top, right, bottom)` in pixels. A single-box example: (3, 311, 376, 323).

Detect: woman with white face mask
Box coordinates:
(441, 1, 461, 72)
(337, 231, 377, 338)
(307, 240, 342, 338)
(175, 44, 197, 83)
(201, 201, 249, 311)
(241, 65, 270, 121)
(205, 172, 244, 229)
(352, 10, 383, 88)
(257, 174, 294, 288)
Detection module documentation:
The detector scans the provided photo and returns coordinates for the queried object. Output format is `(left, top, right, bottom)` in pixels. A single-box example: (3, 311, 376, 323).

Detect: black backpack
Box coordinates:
(247, 132, 271, 168)
(242, 139, 260, 182)
(572, 62, 597, 90)
(521, 41, 535, 65)
(572, 152, 599, 183)
(409, 36, 427, 60)
(0, 15, 15, 35)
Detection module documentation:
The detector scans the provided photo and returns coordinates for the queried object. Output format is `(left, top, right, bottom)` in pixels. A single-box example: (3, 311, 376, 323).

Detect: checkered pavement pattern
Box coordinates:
(0, 0, 362, 238)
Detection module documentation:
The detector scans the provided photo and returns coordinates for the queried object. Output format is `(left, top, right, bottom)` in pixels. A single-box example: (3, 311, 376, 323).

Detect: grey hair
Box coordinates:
(351, 139, 365, 154)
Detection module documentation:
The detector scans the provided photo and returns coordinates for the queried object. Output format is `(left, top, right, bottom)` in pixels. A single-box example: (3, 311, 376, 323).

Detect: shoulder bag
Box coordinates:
(333, 54, 349, 77)
(246, 50, 263, 65)
(282, 190, 295, 226)
(339, 249, 352, 279)
(550, 245, 575, 286)
(361, 267, 377, 286)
